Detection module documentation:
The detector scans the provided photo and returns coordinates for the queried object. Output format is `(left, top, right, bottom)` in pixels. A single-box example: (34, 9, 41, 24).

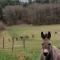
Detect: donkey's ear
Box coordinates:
(41, 32, 45, 39)
(47, 31, 51, 39)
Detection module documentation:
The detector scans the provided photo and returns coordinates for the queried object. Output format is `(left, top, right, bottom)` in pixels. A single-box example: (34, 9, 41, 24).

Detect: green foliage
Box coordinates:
(28, 0, 32, 4)
(0, 0, 20, 8)
(0, 5, 3, 19)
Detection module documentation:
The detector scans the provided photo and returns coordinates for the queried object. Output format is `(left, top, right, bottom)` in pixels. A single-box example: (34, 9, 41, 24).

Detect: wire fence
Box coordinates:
(0, 36, 41, 52)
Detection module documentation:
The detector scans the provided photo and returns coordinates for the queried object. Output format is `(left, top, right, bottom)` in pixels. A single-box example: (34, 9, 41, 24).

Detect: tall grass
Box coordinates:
(0, 52, 18, 60)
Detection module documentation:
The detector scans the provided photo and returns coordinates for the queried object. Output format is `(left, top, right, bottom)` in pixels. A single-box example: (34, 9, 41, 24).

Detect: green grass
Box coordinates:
(0, 52, 17, 60)
(1, 24, 60, 60)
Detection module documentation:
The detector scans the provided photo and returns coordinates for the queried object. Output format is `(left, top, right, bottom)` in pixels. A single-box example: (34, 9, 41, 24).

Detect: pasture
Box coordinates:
(0, 24, 60, 60)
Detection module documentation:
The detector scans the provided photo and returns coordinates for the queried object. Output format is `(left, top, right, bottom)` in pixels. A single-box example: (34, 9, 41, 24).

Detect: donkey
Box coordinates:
(40, 31, 60, 60)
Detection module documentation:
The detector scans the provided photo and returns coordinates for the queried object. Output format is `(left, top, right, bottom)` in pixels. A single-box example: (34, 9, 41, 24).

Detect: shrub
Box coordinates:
(0, 21, 6, 31)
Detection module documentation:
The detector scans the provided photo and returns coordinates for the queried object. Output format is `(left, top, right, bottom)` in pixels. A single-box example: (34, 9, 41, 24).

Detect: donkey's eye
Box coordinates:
(42, 43, 44, 45)
(48, 43, 51, 45)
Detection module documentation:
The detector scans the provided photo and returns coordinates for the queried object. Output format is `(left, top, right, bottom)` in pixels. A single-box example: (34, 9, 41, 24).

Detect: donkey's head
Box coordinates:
(41, 31, 52, 56)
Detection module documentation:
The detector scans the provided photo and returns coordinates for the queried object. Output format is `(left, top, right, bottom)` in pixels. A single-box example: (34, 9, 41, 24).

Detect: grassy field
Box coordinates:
(0, 24, 60, 60)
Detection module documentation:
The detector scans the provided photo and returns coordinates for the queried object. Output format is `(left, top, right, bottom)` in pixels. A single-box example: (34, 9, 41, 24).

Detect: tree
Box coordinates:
(44, 0, 49, 3)
(28, 0, 32, 4)
(49, 0, 57, 3)
(0, 5, 3, 20)
(35, 0, 41, 3)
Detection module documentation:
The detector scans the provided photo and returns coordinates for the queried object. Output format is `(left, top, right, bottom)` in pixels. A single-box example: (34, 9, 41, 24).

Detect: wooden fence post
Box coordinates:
(20, 36, 26, 50)
(3, 37, 4, 49)
(23, 39, 25, 49)
(12, 37, 14, 52)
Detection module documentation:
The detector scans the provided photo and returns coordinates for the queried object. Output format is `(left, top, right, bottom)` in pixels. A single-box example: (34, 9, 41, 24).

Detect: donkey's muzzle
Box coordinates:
(43, 53, 48, 56)
(43, 49, 48, 56)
